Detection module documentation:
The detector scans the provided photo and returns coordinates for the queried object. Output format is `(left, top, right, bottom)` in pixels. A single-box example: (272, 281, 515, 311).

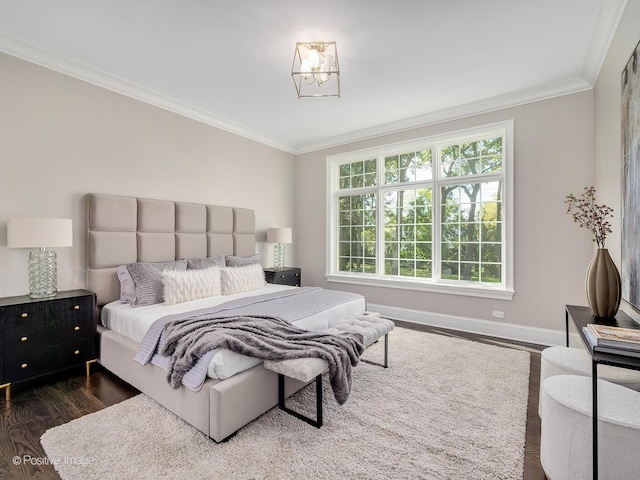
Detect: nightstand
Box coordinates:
(0, 289, 97, 400)
(264, 267, 301, 287)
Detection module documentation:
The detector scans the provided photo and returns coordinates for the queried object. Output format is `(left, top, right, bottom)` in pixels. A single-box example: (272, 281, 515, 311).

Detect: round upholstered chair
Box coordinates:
(540, 375, 640, 480)
(539, 346, 640, 416)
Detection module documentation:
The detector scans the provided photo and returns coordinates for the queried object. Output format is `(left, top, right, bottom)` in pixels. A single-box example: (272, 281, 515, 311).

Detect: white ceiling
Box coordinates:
(0, 0, 627, 154)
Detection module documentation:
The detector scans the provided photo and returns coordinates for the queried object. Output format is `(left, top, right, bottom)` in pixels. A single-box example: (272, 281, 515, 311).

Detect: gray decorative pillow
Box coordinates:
(225, 254, 260, 267)
(187, 255, 225, 270)
(116, 265, 136, 304)
(126, 260, 188, 307)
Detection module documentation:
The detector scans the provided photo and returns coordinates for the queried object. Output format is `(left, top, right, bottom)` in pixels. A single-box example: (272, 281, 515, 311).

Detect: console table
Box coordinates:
(565, 305, 640, 480)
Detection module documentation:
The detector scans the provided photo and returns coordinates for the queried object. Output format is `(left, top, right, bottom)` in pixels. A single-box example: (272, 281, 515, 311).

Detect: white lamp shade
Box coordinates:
(7, 217, 73, 248)
(267, 227, 292, 244)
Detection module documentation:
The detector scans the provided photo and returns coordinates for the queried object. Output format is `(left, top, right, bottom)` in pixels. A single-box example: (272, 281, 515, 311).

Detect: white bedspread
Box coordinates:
(101, 284, 366, 380)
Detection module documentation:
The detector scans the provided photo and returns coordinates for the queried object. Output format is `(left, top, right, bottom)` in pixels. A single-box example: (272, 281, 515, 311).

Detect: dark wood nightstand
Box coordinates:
(264, 268, 301, 287)
(0, 289, 97, 400)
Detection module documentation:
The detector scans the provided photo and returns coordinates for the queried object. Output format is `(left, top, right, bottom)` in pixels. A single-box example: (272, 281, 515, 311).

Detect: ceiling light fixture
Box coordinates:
(291, 41, 340, 98)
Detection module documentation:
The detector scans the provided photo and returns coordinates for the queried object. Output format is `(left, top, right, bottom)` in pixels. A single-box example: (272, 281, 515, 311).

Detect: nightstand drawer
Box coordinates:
(4, 338, 93, 382)
(264, 268, 301, 286)
(2, 296, 93, 329)
(4, 320, 90, 348)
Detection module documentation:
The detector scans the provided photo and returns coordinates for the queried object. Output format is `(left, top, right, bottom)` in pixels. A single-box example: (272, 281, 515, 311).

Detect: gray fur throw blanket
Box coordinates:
(160, 315, 365, 405)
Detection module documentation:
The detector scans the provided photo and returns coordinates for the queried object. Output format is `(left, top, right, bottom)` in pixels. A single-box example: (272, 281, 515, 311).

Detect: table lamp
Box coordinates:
(267, 227, 292, 271)
(7, 217, 73, 298)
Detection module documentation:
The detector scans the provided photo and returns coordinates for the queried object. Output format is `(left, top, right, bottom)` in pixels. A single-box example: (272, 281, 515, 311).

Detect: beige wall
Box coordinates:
(2, 18, 626, 337)
(594, 0, 640, 320)
(295, 91, 595, 334)
(0, 52, 296, 297)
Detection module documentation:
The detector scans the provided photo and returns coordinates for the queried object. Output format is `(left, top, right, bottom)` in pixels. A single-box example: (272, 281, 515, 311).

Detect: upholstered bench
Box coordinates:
(540, 374, 640, 480)
(263, 312, 395, 428)
(539, 346, 640, 416)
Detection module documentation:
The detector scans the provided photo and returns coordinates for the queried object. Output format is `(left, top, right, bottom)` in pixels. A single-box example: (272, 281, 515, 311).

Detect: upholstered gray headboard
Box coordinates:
(86, 193, 256, 306)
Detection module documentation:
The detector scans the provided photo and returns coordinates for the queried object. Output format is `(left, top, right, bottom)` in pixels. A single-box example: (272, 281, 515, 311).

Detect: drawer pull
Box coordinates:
(21, 313, 28, 318)
(295, 273, 299, 276)
(74, 305, 80, 310)
(21, 363, 28, 369)
(20, 336, 28, 342)
(74, 350, 80, 355)
(281, 275, 285, 278)
(74, 326, 80, 331)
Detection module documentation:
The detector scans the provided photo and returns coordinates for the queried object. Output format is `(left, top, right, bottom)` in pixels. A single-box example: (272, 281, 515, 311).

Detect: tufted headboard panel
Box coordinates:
(86, 193, 256, 306)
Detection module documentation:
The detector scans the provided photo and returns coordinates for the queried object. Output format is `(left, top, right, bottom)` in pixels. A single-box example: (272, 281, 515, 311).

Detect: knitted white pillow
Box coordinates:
(162, 267, 222, 305)
(220, 263, 265, 295)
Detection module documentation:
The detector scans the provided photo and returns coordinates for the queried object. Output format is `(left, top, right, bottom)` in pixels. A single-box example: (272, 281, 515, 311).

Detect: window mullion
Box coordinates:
(376, 154, 384, 278)
(433, 146, 441, 282)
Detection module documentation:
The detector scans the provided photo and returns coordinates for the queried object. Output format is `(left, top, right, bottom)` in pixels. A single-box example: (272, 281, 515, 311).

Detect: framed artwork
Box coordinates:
(621, 39, 640, 312)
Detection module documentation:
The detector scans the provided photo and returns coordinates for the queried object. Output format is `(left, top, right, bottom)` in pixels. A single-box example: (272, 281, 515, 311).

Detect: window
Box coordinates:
(326, 121, 514, 299)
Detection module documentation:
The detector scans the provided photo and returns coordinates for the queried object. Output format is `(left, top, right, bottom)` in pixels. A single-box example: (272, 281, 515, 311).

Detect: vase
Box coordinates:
(585, 248, 621, 318)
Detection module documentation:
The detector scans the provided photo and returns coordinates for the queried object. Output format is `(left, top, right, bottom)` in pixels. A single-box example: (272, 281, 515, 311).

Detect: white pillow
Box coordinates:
(220, 263, 265, 295)
(162, 267, 222, 305)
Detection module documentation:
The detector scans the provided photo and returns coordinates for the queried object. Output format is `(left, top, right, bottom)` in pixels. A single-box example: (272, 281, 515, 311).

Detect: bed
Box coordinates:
(86, 193, 366, 441)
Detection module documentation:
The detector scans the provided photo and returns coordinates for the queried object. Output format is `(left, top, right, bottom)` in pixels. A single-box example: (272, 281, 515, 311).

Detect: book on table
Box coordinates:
(583, 323, 640, 355)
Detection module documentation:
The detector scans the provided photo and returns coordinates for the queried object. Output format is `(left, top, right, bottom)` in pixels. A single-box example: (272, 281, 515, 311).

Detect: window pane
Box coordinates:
(385, 150, 432, 184)
(364, 258, 376, 273)
(385, 259, 399, 275)
(416, 261, 432, 278)
(481, 243, 501, 263)
(481, 264, 501, 283)
(385, 156, 398, 183)
(440, 181, 503, 284)
(441, 137, 502, 178)
(337, 193, 377, 275)
(400, 260, 415, 277)
(383, 187, 433, 279)
(339, 159, 377, 189)
(416, 224, 432, 241)
(385, 227, 398, 242)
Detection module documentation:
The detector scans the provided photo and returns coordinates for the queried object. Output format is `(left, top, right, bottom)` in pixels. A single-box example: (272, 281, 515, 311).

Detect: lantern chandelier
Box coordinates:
(291, 41, 340, 98)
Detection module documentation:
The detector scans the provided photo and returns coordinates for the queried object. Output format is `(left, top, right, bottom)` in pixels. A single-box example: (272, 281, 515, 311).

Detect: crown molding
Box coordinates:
(295, 76, 592, 154)
(581, 0, 628, 85)
(0, 32, 298, 154)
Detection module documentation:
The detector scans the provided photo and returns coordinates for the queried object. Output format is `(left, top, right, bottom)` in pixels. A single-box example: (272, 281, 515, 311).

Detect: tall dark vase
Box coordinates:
(585, 248, 621, 318)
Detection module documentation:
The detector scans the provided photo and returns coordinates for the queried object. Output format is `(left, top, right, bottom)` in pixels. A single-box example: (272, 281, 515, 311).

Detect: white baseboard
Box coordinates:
(368, 303, 571, 347)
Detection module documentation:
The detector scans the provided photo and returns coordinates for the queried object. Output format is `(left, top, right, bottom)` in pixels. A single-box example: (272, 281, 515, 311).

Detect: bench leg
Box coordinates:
(384, 333, 388, 368)
(278, 373, 323, 428)
(361, 333, 390, 368)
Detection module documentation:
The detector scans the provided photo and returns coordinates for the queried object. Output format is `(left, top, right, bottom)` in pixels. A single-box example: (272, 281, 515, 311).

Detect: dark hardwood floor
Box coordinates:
(0, 322, 547, 480)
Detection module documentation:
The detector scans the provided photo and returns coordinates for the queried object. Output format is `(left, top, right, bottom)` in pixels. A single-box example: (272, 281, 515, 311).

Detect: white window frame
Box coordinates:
(325, 120, 514, 300)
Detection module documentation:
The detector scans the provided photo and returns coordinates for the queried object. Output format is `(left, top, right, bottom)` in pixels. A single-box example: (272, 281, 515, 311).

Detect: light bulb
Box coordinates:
(300, 59, 311, 79)
(324, 53, 335, 69)
(308, 48, 320, 69)
(318, 65, 330, 83)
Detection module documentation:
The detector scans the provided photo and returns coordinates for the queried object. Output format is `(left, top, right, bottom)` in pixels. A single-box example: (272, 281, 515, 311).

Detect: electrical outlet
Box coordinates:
(492, 310, 505, 319)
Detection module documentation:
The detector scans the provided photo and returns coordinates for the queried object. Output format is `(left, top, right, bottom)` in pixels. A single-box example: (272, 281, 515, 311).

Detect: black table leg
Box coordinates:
(592, 360, 598, 480)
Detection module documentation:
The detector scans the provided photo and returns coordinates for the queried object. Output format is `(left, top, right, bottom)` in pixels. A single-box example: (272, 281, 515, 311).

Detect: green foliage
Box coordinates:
(338, 135, 504, 284)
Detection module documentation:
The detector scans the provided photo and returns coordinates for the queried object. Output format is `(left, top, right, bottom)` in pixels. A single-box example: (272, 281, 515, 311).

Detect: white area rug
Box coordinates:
(41, 327, 530, 480)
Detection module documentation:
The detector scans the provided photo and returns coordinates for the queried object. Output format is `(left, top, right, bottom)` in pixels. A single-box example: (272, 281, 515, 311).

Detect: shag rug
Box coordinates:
(41, 327, 530, 480)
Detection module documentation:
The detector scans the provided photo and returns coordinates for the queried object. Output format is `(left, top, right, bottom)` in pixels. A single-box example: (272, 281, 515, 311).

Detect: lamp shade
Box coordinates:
(7, 217, 73, 248)
(267, 227, 292, 244)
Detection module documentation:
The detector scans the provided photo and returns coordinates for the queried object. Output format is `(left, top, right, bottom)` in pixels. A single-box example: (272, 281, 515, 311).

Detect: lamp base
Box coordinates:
(28, 249, 57, 298)
(273, 243, 285, 270)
